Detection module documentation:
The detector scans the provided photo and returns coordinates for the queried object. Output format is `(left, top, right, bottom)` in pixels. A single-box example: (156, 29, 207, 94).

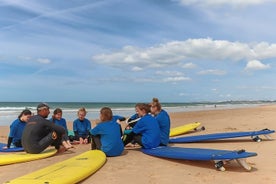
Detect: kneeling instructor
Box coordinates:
(22, 103, 66, 154)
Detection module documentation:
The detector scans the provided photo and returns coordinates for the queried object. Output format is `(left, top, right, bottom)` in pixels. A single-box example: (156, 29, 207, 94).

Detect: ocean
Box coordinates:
(0, 101, 274, 126)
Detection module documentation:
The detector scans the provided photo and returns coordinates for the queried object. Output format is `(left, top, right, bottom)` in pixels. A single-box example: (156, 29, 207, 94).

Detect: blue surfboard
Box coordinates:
(142, 146, 257, 171)
(169, 129, 275, 143)
(0, 143, 24, 152)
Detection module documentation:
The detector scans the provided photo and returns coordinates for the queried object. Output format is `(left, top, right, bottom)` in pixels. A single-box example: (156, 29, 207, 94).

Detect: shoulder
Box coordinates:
(85, 118, 91, 123)
(11, 118, 20, 124)
(73, 119, 79, 123)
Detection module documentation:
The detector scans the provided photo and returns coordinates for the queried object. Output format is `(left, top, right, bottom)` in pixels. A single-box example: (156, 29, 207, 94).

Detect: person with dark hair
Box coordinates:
(50, 108, 73, 148)
(123, 103, 160, 149)
(73, 107, 91, 144)
(2, 109, 32, 150)
(21, 103, 70, 154)
(150, 97, 171, 146)
(90, 107, 124, 156)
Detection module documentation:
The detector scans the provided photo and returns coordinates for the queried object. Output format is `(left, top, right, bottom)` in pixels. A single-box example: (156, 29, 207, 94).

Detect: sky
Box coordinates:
(1, 0, 276, 103)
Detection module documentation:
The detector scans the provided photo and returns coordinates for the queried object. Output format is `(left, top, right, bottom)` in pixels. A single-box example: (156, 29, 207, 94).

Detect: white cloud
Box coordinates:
(245, 60, 270, 71)
(181, 62, 197, 69)
(155, 70, 184, 76)
(36, 58, 51, 64)
(92, 38, 276, 70)
(198, 69, 227, 75)
(131, 66, 143, 71)
(163, 76, 190, 82)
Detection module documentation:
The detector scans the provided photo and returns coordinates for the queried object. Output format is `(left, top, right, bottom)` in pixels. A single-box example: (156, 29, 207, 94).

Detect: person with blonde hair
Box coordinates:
(150, 97, 171, 146)
(90, 107, 124, 156)
(73, 107, 91, 144)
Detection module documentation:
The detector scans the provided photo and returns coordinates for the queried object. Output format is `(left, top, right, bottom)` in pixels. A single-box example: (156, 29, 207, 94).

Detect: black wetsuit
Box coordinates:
(22, 115, 65, 153)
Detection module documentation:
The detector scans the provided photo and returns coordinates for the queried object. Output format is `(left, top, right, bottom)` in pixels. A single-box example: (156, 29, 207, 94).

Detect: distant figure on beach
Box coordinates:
(90, 107, 124, 156)
(2, 109, 32, 150)
(22, 103, 71, 154)
(73, 107, 91, 144)
(123, 103, 160, 149)
(50, 108, 73, 148)
(150, 97, 171, 146)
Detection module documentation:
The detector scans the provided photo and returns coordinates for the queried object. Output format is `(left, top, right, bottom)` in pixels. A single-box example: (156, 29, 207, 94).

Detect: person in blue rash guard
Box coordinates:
(150, 97, 171, 146)
(123, 103, 160, 149)
(2, 109, 32, 150)
(73, 107, 91, 144)
(112, 115, 126, 122)
(90, 107, 124, 156)
(50, 108, 73, 148)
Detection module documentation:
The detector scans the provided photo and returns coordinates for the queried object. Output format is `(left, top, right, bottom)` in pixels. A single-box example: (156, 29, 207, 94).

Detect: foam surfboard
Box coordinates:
(169, 129, 275, 143)
(0, 143, 24, 152)
(0, 148, 57, 166)
(4, 150, 106, 184)
(169, 122, 202, 137)
(142, 146, 257, 171)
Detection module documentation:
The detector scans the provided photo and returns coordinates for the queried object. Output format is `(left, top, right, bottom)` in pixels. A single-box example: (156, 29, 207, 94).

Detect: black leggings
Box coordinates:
(91, 135, 102, 150)
(122, 132, 143, 147)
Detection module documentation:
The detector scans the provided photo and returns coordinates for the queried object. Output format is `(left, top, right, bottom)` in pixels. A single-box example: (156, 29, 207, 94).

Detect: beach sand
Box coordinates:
(1, 105, 276, 184)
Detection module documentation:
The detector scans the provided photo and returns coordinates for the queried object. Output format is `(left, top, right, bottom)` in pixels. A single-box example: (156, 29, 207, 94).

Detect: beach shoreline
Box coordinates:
(1, 105, 276, 184)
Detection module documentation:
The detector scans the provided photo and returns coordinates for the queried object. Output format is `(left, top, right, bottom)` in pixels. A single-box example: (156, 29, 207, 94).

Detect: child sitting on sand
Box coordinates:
(73, 107, 92, 144)
(90, 107, 124, 156)
(2, 109, 32, 150)
(50, 108, 73, 148)
(123, 103, 160, 149)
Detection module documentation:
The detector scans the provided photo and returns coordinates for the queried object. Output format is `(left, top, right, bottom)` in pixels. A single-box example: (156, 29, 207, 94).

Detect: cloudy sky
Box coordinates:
(1, 0, 276, 102)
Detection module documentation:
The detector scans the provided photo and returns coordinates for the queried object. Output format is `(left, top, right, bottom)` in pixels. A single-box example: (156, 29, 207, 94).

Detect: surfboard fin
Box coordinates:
(236, 158, 252, 171)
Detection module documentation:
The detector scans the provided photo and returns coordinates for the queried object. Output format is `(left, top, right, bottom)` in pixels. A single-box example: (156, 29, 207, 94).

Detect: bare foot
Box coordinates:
(57, 146, 67, 154)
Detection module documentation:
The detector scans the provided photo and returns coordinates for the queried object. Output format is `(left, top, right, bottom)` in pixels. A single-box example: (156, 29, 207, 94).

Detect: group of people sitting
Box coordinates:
(2, 97, 171, 157)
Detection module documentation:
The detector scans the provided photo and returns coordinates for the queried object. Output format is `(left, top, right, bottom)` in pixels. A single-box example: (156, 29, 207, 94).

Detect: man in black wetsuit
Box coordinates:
(22, 103, 66, 153)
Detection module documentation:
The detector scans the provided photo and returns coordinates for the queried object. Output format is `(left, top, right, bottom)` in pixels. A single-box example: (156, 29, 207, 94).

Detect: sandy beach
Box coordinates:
(1, 105, 276, 184)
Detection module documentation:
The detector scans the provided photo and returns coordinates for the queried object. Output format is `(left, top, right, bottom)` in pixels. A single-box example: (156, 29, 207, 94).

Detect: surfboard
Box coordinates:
(0, 143, 24, 152)
(142, 146, 257, 171)
(4, 150, 106, 184)
(169, 128, 275, 143)
(0, 148, 57, 166)
(169, 122, 202, 137)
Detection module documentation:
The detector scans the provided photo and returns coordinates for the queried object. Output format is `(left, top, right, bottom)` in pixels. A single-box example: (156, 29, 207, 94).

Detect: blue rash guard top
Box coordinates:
(73, 118, 91, 137)
(155, 109, 171, 145)
(90, 120, 124, 157)
(132, 114, 161, 149)
(49, 118, 68, 132)
(9, 119, 26, 145)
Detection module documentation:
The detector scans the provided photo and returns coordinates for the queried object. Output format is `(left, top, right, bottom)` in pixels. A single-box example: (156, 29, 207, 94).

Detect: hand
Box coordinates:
(2, 146, 8, 150)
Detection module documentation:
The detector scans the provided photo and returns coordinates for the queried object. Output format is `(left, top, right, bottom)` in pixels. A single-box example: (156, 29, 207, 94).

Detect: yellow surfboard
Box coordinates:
(170, 122, 201, 137)
(0, 149, 57, 166)
(4, 150, 106, 184)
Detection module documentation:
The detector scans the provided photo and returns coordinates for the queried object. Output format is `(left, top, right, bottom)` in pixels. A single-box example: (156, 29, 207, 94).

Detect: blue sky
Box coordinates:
(1, 0, 276, 102)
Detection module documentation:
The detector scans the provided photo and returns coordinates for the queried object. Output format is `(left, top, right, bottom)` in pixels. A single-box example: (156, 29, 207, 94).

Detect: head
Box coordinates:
(77, 107, 87, 121)
(135, 103, 151, 117)
(100, 107, 113, 122)
(53, 108, 63, 120)
(37, 103, 50, 118)
(18, 109, 32, 122)
(150, 97, 162, 115)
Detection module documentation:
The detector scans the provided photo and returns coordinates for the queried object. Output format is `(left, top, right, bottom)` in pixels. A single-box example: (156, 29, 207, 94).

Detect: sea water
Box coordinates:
(0, 101, 273, 126)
